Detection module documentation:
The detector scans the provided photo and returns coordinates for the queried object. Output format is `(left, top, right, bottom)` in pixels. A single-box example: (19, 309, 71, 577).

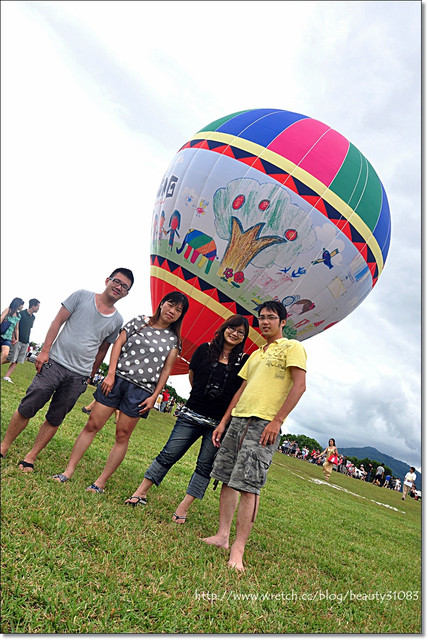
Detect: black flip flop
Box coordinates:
(125, 496, 147, 507)
(18, 460, 34, 471)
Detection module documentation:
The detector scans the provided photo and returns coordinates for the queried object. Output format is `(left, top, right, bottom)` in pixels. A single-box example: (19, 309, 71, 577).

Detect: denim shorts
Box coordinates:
(0, 338, 12, 348)
(18, 359, 88, 427)
(210, 416, 280, 495)
(94, 375, 152, 418)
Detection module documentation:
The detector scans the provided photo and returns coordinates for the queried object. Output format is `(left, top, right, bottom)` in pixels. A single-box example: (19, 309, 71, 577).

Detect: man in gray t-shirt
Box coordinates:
(49, 289, 123, 377)
(373, 464, 385, 485)
(1, 268, 134, 471)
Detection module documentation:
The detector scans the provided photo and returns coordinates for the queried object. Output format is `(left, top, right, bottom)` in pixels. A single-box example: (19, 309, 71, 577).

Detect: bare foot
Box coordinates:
(228, 559, 245, 572)
(201, 535, 229, 549)
(227, 544, 245, 571)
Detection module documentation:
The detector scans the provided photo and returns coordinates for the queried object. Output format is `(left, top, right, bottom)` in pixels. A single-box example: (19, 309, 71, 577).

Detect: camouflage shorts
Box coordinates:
(210, 416, 280, 495)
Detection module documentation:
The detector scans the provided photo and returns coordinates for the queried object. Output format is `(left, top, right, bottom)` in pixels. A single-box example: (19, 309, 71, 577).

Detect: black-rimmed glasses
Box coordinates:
(109, 277, 130, 292)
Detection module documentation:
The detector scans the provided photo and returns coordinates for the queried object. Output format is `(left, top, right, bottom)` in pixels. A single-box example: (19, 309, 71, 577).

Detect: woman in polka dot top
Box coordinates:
(53, 291, 189, 493)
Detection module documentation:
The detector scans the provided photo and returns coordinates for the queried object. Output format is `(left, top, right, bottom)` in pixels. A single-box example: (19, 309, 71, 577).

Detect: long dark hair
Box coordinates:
(150, 291, 189, 342)
(8, 298, 24, 316)
(328, 438, 336, 446)
(209, 315, 249, 366)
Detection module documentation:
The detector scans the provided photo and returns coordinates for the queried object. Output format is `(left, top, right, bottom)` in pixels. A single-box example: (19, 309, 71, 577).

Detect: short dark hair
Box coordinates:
(29, 299, 40, 308)
(258, 300, 287, 321)
(109, 268, 134, 289)
(410, 466, 415, 472)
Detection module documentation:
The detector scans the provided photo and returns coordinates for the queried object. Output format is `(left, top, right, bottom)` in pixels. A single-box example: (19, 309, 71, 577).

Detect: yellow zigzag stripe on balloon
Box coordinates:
(190, 130, 384, 275)
(150, 265, 265, 348)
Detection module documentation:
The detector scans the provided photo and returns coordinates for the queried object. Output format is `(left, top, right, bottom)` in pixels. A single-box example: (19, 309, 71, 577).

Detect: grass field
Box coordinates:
(1, 362, 422, 633)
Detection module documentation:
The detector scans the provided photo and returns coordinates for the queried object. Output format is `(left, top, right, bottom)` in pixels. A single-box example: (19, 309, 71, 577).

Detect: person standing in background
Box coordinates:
(160, 388, 171, 412)
(402, 466, 417, 500)
(3, 299, 40, 383)
(372, 464, 385, 486)
(316, 438, 339, 481)
(1, 298, 24, 364)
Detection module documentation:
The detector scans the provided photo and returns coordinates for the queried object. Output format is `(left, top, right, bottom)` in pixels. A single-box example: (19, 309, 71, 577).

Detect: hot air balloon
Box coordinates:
(150, 108, 391, 374)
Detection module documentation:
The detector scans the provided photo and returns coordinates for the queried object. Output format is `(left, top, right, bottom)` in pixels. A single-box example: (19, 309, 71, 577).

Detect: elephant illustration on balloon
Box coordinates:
(176, 229, 217, 275)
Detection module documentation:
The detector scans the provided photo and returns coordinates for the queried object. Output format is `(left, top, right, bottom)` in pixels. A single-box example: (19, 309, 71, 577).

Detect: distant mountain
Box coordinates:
(339, 446, 421, 490)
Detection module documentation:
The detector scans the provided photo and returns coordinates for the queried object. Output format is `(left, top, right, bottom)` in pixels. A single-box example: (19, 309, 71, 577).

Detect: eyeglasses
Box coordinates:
(226, 327, 246, 337)
(109, 278, 130, 292)
(258, 315, 279, 322)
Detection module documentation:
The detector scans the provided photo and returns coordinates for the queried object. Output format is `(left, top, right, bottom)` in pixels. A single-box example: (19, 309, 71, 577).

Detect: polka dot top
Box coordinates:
(115, 315, 179, 392)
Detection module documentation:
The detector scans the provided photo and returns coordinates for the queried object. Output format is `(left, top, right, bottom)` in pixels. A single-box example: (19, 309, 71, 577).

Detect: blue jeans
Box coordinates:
(144, 413, 218, 500)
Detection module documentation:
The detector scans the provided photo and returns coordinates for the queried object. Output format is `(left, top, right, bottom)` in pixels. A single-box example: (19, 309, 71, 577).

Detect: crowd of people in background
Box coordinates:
(280, 440, 420, 500)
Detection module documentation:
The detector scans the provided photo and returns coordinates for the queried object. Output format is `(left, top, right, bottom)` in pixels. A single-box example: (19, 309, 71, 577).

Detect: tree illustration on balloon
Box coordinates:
(212, 177, 316, 287)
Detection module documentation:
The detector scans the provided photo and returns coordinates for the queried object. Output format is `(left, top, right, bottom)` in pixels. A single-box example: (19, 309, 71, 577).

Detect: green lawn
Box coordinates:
(1, 362, 421, 633)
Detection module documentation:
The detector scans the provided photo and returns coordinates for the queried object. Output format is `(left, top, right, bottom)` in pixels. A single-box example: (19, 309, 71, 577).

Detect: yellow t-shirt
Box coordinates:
(232, 338, 307, 422)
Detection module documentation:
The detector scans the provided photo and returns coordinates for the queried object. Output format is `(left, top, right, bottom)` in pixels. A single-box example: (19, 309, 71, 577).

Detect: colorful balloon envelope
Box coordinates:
(150, 108, 391, 374)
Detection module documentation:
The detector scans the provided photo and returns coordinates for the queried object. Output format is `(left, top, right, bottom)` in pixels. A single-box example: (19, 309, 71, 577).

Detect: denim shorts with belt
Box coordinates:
(144, 407, 219, 500)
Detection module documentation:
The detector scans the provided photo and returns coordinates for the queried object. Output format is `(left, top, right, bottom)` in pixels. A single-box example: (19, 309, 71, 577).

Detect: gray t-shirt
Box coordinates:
(115, 315, 179, 392)
(49, 290, 123, 376)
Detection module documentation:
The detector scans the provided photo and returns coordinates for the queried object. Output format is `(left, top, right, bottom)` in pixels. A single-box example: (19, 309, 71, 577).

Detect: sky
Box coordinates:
(1, 1, 421, 469)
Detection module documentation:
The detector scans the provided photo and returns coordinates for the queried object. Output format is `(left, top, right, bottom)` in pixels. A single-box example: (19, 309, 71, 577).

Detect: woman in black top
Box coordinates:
(125, 314, 249, 522)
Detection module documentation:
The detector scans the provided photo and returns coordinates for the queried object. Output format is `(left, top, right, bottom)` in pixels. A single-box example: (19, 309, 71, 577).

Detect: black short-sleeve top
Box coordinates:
(186, 342, 248, 421)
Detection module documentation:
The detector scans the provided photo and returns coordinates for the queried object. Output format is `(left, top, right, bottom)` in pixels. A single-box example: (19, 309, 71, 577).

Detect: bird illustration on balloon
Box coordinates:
(311, 247, 340, 269)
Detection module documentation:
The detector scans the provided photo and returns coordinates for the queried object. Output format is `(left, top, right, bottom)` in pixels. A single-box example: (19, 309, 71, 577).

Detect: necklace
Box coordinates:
(220, 352, 229, 360)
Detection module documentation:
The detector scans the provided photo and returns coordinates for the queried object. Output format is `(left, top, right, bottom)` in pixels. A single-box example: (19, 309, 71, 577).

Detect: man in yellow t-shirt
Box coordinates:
(202, 301, 307, 572)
